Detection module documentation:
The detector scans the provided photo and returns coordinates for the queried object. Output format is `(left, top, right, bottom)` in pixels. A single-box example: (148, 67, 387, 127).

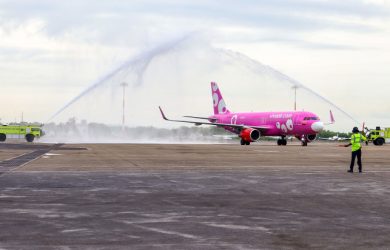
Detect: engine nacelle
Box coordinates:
(306, 134, 317, 142)
(240, 128, 260, 142)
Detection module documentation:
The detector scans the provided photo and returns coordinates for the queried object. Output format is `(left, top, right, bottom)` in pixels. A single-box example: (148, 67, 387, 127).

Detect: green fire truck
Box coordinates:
(0, 125, 44, 142)
(366, 126, 390, 146)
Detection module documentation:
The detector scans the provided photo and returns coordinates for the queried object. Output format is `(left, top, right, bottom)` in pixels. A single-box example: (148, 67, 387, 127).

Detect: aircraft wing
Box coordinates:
(183, 115, 217, 122)
(212, 134, 236, 140)
(337, 137, 351, 141)
(159, 107, 271, 131)
(318, 137, 330, 141)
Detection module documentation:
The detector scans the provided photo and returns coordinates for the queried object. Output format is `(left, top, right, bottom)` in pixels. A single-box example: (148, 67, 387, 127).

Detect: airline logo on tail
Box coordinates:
(211, 82, 229, 115)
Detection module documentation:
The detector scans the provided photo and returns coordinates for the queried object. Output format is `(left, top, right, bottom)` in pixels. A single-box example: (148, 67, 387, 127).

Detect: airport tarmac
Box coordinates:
(0, 142, 389, 249)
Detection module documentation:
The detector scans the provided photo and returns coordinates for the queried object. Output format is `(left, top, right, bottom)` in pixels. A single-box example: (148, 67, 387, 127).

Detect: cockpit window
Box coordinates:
(303, 117, 319, 121)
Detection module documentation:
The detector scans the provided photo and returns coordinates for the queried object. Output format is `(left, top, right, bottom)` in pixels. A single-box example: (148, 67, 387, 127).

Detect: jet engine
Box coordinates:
(240, 128, 261, 142)
(306, 134, 317, 142)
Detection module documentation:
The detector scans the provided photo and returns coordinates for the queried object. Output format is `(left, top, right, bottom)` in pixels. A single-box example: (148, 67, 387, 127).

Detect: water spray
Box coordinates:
(218, 48, 360, 124)
(48, 35, 359, 127)
(48, 34, 194, 122)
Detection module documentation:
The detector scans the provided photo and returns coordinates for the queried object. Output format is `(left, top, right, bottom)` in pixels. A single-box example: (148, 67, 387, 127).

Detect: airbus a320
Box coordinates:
(159, 82, 334, 146)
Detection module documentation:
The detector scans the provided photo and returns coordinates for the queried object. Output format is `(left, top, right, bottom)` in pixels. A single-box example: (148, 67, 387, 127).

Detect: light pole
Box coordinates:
(292, 85, 298, 111)
(120, 82, 128, 131)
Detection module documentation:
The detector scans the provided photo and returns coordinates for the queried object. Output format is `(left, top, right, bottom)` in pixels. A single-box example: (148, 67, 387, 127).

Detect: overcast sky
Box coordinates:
(0, 0, 389, 129)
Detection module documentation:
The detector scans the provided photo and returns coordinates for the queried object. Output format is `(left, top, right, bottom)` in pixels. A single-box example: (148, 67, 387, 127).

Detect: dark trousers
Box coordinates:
(350, 149, 362, 172)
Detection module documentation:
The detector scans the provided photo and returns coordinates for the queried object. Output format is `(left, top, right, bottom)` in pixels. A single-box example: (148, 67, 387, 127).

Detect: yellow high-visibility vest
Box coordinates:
(351, 133, 366, 152)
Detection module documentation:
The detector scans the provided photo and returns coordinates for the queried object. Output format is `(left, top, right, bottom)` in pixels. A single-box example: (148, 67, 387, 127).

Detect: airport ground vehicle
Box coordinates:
(0, 125, 44, 142)
(366, 126, 390, 146)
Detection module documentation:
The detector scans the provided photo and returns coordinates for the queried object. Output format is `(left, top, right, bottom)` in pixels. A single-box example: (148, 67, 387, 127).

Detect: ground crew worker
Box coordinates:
(345, 127, 367, 173)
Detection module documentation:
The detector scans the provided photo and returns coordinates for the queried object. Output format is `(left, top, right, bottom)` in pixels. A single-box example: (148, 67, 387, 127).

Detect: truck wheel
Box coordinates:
(0, 134, 6, 142)
(25, 134, 35, 143)
(375, 138, 385, 146)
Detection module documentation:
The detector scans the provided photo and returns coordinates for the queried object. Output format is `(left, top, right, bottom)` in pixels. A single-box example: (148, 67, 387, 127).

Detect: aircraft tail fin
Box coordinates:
(211, 82, 230, 115)
(330, 110, 335, 124)
(362, 122, 367, 133)
(325, 110, 335, 125)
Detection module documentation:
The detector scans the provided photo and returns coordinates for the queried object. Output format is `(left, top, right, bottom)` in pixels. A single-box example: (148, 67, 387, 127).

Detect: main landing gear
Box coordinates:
(240, 139, 250, 145)
(301, 136, 308, 146)
(277, 136, 287, 146)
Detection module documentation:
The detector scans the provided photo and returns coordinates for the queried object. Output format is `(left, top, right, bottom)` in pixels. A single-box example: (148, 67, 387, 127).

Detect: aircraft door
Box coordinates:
(293, 114, 303, 133)
(293, 114, 299, 125)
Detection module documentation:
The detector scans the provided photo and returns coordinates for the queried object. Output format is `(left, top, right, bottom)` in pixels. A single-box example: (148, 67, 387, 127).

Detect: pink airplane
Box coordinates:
(159, 82, 334, 146)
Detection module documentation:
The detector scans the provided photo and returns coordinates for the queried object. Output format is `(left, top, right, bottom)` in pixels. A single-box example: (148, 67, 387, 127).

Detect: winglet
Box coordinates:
(158, 106, 168, 120)
(330, 110, 335, 124)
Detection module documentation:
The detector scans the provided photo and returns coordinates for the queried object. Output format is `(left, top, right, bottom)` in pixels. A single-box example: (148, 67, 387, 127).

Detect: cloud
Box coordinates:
(0, 0, 389, 125)
(1, 0, 388, 47)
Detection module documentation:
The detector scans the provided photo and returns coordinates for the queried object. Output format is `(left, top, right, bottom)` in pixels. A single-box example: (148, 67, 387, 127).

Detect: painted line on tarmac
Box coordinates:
(0, 144, 65, 175)
(0, 150, 52, 175)
(1, 151, 32, 162)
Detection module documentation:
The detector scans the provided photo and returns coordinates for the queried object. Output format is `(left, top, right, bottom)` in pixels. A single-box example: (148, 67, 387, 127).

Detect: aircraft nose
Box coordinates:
(311, 121, 324, 132)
